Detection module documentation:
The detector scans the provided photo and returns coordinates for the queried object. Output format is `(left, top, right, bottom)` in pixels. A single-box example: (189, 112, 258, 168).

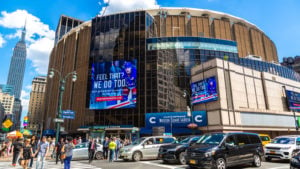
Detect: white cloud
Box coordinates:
(0, 34, 5, 47)
(21, 90, 30, 114)
(100, 0, 159, 15)
(0, 9, 55, 74)
(25, 85, 32, 90)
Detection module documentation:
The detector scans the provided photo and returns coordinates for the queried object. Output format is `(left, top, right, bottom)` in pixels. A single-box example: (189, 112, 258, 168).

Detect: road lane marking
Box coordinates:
(268, 166, 289, 169)
(139, 161, 186, 169)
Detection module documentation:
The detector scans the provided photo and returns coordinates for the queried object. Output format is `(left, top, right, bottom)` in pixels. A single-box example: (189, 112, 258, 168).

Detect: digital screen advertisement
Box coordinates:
(89, 59, 137, 109)
(286, 90, 300, 112)
(191, 76, 218, 105)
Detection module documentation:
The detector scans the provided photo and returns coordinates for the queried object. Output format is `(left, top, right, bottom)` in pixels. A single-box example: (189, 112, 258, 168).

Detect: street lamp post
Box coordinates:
(48, 68, 77, 145)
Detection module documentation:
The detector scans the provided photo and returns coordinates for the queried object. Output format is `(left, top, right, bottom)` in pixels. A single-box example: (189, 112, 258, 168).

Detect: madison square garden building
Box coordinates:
(43, 8, 300, 137)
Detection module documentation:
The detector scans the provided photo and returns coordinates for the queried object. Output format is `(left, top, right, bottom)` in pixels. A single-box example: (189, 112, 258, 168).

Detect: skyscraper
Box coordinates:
(7, 24, 27, 99)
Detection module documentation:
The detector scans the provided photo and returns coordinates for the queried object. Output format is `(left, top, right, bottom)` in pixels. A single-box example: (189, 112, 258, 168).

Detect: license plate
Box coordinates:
(270, 151, 276, 154)
(190, 159, 196, 164)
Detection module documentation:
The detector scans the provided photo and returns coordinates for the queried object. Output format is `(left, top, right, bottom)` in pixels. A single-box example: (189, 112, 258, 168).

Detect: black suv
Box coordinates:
(158, 136, 201, 165)
(186, 132, 263, 169)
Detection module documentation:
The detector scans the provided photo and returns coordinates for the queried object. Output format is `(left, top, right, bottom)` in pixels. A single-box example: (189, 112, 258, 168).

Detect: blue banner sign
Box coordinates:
(191, 76, 218, 105)
(62, 110, 75, 119)
(286, 90, 300, 112)
(145, 111, 207, 128)
(89, 59, 137, 109)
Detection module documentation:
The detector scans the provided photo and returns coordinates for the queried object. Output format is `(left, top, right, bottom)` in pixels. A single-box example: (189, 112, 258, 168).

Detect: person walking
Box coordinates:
(88, 138, 96, 163)
(102, 137, 109, 160)
(63, 137, 74, 169)
(108, 138, 116, 163)
(34, 136, 49, 169)
(77, 137, 82, 144)
(11, 138, 23, 167)
(55, 138, 64, 164)
(29, 135, 38, 169)
(20, 139, 33, 169)
(114, 137, 121, 160)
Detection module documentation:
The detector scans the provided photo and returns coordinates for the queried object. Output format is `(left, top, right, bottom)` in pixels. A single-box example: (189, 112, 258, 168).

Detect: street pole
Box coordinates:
(55, 79, 65, 145)
(49, 68, 77, 145)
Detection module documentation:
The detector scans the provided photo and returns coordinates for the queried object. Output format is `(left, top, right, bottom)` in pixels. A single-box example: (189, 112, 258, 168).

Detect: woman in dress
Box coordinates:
(21, 139, 33, 169)
(29, 135, 38, 168)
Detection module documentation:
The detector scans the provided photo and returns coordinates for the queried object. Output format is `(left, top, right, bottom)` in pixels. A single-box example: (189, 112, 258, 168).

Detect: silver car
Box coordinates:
(72, 142, 103, 160)
(120, 136, 176, 161)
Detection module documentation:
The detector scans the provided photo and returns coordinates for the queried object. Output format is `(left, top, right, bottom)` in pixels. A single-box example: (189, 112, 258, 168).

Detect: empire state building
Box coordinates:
(7, 25, 27, 99)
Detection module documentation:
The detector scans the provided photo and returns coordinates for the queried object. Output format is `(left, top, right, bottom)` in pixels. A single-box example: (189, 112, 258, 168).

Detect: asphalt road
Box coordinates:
(86, 158, 290, 169)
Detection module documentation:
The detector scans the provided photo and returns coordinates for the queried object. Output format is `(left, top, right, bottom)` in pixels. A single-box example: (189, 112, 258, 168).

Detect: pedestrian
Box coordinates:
(34, 136, 49, 169)
(114, 137, 121, 160)
(108, 138, 116, 162)
(77, 137, 82, 144)
(102, 137, 109, 160)
(0, 141, 8, 157)
(20, 139, 33, 169)
(29, 135, 38, 169)
(55, 138, 64, 164)
(49, 138, 55, 159)
(72, 138, 77, 145)
(88, 138, 96, 163)
(63, 137, 74, 169)
(11, 138, 23, 167)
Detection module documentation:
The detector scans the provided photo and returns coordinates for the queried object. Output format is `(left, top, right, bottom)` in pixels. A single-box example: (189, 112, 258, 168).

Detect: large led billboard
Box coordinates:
(89, 59, 137, 109)
(286, 90, 300, 112)
(191, 76, 218, 105)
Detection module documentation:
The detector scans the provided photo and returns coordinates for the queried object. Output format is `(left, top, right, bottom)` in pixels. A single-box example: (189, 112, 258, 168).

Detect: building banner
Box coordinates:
(191, 76, 218, 105)
(89, 59, 137, 109)
(286, 90, 300, 112)
(145, 111, 207, 128)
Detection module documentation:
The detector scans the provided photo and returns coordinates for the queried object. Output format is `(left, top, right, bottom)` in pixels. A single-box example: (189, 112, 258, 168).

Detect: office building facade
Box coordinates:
(28, 76, 47, 132)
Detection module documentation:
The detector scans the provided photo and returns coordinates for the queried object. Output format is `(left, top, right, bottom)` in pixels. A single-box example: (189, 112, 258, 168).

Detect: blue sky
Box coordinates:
(0, 0, 299, 124)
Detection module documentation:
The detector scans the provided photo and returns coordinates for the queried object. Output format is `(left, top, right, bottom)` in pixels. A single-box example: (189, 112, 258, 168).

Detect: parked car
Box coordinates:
(291, 151, 300, 169)
(259, 134, 271, 146)
(119, 136, 176, 161)
(186, 132, 264, 169)
(158, 135, 201, 165)
(72, 142, 103, 160)
(264, 135, 300, 161)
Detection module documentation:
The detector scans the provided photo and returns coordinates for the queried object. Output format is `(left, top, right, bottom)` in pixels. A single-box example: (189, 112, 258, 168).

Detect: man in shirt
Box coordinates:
(34, 136, 49, 169)
(102, 137, 109, 160)
(108, 138, 117, 162)
(11, 138, 23, 166)
(88, 138, 96, 163)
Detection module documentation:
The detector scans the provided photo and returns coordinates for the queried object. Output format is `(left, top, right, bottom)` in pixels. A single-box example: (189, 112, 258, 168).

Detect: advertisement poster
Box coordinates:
(89, 59, 137, 109)
(286, 90, 300, 112)
(191, 76, 218, 105)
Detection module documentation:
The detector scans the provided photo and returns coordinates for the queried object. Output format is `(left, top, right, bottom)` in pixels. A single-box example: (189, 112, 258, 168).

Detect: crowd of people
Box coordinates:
(0, 135, 132, 169)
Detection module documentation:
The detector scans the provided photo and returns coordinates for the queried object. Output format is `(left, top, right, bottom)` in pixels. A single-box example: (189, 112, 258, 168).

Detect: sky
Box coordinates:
(0, 0, 299, 125)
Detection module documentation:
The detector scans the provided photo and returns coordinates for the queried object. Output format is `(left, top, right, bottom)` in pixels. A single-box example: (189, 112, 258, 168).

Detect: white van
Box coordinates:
(119, 136, 176, 161)
(264, 135, 300, 161)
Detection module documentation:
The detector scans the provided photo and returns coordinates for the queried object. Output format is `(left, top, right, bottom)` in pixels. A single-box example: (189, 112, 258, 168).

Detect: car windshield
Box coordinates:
(179, 137, 191, 144)
(272, 137, 295, 144)
(196, 133, 225, 145)
(131, 138, 146, 145)
(260, 136, 270, 141)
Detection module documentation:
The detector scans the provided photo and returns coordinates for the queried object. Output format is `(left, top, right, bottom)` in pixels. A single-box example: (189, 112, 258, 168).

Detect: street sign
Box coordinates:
(62, 110, 75, 119)
(2, 119, 13, 128)
(53, 118, 64, 123)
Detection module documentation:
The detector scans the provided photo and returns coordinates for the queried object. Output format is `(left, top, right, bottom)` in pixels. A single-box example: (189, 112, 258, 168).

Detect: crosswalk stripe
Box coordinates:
(0, 161, 102, 169)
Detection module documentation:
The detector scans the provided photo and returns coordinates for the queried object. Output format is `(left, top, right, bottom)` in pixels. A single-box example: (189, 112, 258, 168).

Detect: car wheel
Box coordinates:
(95, 152, 103, 160)
(252, 154, 261, 167)
(265, 157, 272, 162)
(132, 151, 142, 162)
(215, 158, 226, 169)
(179, 152, 186, 165)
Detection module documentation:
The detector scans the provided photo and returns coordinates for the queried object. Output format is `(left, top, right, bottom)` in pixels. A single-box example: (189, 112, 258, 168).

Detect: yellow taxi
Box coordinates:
(259, 134, 271, 146)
